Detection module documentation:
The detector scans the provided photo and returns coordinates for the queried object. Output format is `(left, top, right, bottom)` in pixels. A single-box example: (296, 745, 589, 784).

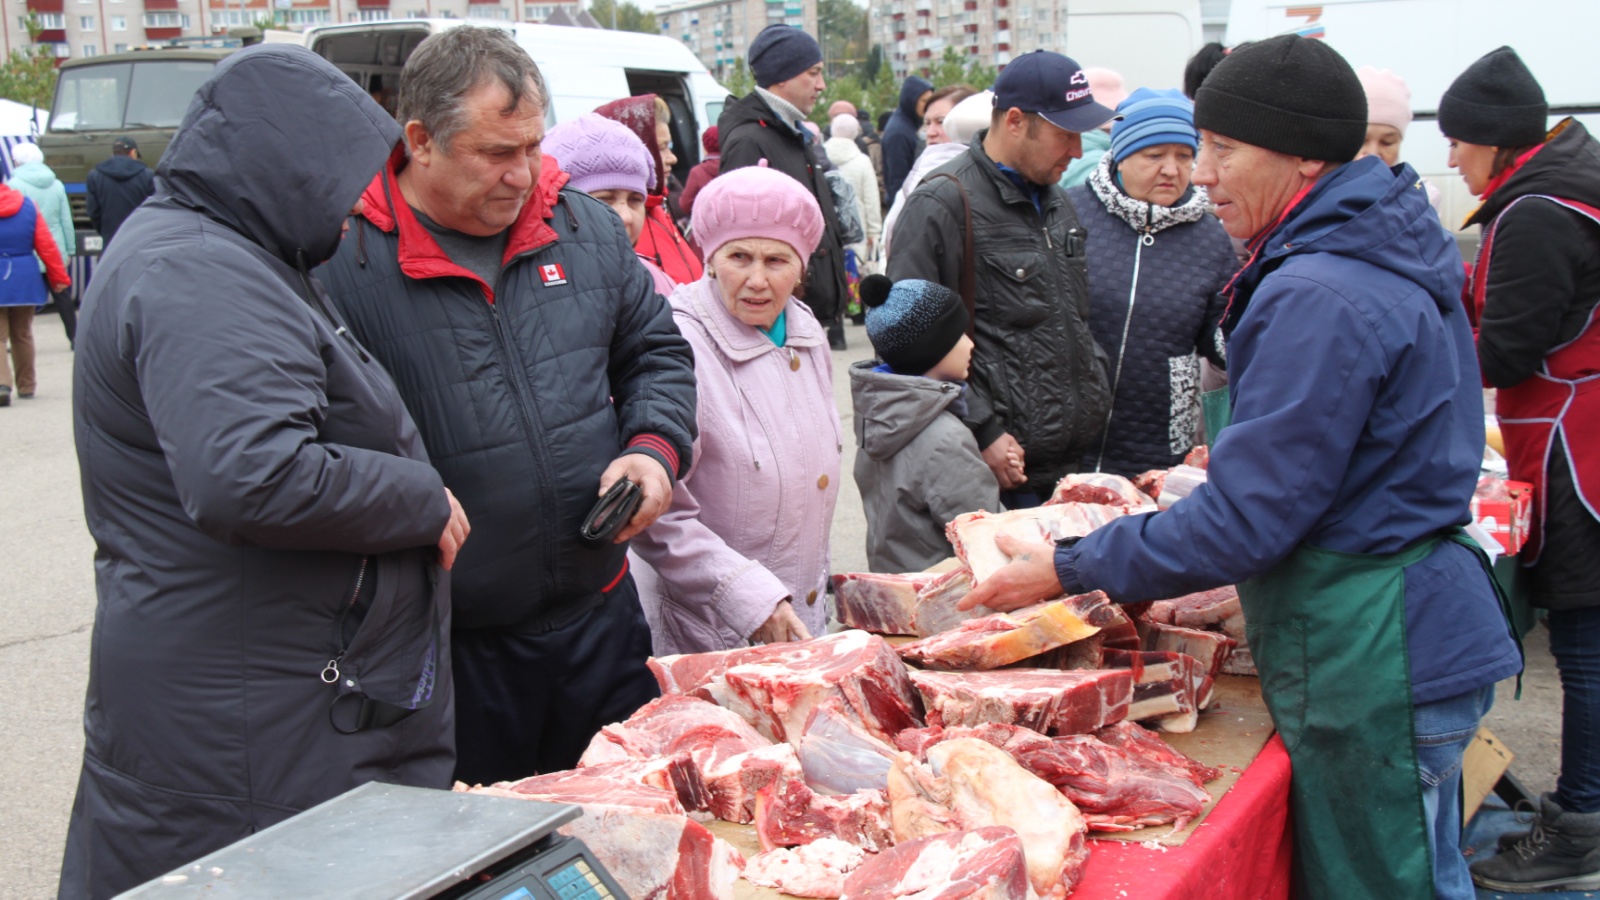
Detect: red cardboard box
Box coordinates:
(1471, 480, 1534, 555)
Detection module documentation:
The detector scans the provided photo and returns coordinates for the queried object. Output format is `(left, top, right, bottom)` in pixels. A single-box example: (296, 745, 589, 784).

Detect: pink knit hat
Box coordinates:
(1357, 66, 1413, 135)
(692, 162, 824, 262)
(544, 113, 655, 196)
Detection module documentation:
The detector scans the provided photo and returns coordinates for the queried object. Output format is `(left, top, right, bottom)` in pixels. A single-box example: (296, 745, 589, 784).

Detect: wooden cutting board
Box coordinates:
(724, 675, 1274, 899)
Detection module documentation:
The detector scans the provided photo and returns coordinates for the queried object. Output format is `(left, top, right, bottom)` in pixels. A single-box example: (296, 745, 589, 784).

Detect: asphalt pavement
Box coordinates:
(0, 314, 1563, 898)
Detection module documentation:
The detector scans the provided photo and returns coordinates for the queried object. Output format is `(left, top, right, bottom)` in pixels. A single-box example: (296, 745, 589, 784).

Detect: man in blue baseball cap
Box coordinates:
(887, 50, 1118, 504)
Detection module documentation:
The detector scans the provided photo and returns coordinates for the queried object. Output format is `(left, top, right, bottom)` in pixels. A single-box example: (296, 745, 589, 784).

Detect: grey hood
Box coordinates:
(156, 44, 400, 268)
(850, 360, 965, 460)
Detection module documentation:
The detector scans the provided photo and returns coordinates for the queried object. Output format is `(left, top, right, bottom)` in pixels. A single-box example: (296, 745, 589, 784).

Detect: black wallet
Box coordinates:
(580, 478, 643, 546)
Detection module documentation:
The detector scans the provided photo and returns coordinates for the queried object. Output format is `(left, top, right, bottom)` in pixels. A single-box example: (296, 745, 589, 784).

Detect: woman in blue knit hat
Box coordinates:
(1064, 87, 1239, 477)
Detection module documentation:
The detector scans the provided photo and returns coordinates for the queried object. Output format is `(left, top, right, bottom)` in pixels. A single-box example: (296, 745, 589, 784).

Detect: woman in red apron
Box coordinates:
(1444, 45, 1600, 893)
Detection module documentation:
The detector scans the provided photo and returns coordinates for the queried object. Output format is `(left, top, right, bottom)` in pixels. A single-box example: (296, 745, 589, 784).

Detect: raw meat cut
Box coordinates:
(1133, 469, 1166, 502)
(1140, 621, 1237, 680)
(891, 725, 1209, 833)
(1221, 645, 1258, 676)
(716, 630, 924, 746)
(927, 737, 1090, 899)
(754, 776, 893, 852)
(832, 571, 936, 635)
(839, 827, 1030, 900)
(1183, 445, 1209, 469)
(1047, 472, 1156, 508)
(1144, 585, 1239, 630)
(947, 504, 1143, 584)
(1156, 464, 1208, 510)
(1096, 720, 1221, 786)
(887, 752, 962, 843)
(909, 668, 1133, 735)
(569, 754, 711, 813)
(1103, 648, 1214, 733)
(797, 704, 899, 795)
(478, 772, 685, 815)
(559, 807, 745, 900)
(576, 693, 796, 823)
(743, 838, 865, 898)
(1015, 634, 1105, 670)
(896, 593, 1111, 670)
(910, 566, 992, 637)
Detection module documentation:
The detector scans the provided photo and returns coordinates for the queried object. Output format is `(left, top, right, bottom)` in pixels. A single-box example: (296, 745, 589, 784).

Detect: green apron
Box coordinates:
(1207, 386, 1520, 898)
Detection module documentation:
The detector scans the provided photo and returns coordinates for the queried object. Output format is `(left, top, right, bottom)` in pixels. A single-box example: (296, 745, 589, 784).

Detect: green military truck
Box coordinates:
(39, 46, 236, 255)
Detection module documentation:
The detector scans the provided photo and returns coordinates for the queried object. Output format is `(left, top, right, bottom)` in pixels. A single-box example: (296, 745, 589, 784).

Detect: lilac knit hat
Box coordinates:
(544, 113, 656, 197)
(692, 162, 824, 262)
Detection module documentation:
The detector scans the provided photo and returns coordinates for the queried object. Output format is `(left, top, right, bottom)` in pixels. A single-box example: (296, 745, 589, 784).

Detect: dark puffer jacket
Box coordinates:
(63, 46, 453, 899)
(1469, 118, 1600, 610)
(718, 91, 850, 321)
(882, 75, 932, 200)
(887, 133, 1112, 493)
(318, 155, 698, 632)
(1067, 179, 1235, 477)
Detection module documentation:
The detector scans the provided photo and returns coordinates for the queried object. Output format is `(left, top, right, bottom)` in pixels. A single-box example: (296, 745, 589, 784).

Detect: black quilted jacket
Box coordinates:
(1067, 182, 1236, 477)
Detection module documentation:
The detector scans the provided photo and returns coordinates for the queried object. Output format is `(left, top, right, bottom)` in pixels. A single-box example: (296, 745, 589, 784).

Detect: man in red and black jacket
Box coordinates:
(318, 27, 697, 784)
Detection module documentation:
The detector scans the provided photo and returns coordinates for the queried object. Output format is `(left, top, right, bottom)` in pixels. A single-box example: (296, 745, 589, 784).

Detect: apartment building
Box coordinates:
(4, 0, 577, 59)
(869, 0, 1073, 80)
(655, 0, 817, 81)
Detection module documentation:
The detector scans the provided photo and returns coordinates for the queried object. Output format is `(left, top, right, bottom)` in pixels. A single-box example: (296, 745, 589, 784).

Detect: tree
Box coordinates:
(816, 0, 866, 77)
(0, 15, 59, 112)
(588, 0, 657, 35)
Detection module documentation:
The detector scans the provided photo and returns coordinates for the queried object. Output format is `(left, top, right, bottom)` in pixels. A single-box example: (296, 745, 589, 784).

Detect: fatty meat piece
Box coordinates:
(1047, 472, 1156, 508)
(1144, 585, 1247, 642)
(909, 667, 1134, 735)
(896, 592, 1112, 670)
(700, 742, 805, 824)
(1133, 469, 1166, 502)
(1156, 464, 1208, 511)
(1103, 648, 1214, 733)
(1015, 634, 1105, 670)
(947, 503, 1142, 584)
(744, 838, 866, 898)
(566, 754, 711, 812)
(887, 752, 962, 843)
(1140, 621, 1237, 680)
(717, 629, 924, 746)
(927, 737, 1090, 899)
(478, 772, 685, 815)
(1095, 720, 1222, 786)
(797, 703, 899, 794)
(754, 776, 893, 853)
(832, 571, 937, 635)
(559, 807, 745, 900)
(911, 566, 995, 637)
(839, 827, 1031, 900)
(1183, 445, 1209, 469)
(892, 725, 1209, 833)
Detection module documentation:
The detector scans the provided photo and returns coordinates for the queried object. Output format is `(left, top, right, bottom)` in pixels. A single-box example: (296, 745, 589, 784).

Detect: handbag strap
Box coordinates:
(927, 172, 977, 340)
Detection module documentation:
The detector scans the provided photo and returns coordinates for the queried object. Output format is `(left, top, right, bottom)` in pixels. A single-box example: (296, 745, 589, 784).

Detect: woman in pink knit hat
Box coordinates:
(628, 164, 843, 654)
(1357, 66, 1442, 213)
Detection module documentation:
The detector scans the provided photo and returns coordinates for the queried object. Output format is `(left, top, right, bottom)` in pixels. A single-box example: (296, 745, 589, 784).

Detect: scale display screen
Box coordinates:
(487, 853, 616, 900)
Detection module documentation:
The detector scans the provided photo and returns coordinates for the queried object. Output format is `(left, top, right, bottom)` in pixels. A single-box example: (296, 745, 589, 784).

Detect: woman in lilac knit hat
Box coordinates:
(544, 113, 676, 295)
(628, 164, 843, 653)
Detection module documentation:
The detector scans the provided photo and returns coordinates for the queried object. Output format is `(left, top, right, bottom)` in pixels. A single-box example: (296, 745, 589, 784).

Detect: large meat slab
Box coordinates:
(1140, 621, 1237, 680)
(831, 571, 936, 635)
(896, 593, 1113, 670)
(947, 503, 1143, 584)
(1047, 472, 1156, 508)
(909, 668, 1133, 735)
(753, 776, 893, 853)
(839, 827, 1031, 900)
(1095, 719, 1222, 787)
(743, 838, 865, 898)
(795, 704, 899, 795)
(1104, 648, 1214, 733)
(559, 808, 746, 900)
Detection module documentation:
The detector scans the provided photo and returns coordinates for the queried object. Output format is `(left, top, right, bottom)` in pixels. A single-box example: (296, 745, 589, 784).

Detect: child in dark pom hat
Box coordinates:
(848, 275, 1004, 572)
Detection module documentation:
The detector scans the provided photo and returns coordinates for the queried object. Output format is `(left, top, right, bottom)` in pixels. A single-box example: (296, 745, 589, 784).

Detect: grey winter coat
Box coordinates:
(61, 46, 453, 900)
(850, 362, 1001, 572)
(1067, 164, 1236, 477)
(887, 132, 1112, 493)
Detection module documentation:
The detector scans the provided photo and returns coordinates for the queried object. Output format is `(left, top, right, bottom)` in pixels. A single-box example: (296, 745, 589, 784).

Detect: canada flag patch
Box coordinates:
(538, 263, 568, 286)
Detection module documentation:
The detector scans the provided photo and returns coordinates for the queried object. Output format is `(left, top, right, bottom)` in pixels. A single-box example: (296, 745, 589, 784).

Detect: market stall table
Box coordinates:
(723, 675, 1292, 899)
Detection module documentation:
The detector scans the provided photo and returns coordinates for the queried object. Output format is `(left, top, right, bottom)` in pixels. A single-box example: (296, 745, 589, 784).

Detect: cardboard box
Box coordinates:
(1463, 726, 1515, 825)
(1471, 480, 1534, 555)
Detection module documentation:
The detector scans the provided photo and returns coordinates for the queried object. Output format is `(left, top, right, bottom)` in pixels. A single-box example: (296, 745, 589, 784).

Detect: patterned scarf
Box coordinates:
(1088, 151, 1212, 235)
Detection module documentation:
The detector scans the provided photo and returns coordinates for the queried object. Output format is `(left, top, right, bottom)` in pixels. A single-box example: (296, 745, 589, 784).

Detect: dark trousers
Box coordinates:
(451, 574, 660, 785)
(1551, 606, 1600, 812)
(53, 287, 76, 346)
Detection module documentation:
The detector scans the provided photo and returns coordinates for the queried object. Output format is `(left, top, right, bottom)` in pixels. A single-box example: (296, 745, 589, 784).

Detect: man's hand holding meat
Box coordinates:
(958, 534, 1061, 612)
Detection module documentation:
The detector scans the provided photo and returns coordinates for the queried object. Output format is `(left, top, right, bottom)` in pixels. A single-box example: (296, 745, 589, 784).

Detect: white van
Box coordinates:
(1226, 0, 1600, 232)
(304, 19, 730, 181)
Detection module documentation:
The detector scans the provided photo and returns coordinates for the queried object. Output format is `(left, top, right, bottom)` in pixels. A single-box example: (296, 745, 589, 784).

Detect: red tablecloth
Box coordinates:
(1073, 734, 1293, 900)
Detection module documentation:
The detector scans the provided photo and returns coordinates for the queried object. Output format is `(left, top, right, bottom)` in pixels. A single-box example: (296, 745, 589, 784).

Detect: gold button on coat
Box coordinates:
(806, 590, 818, 606)
(817, 474, 829, 490)
(789, 351, 801, 371)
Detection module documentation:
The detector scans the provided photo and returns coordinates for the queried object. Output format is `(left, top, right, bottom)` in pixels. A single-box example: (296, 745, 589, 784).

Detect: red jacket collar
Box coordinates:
(357, 145, 569, 301)
(0, 184, 23, 217)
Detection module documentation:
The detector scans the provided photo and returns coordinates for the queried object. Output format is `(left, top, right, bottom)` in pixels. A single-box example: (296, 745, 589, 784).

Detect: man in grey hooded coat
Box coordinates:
(59, 45, 469, 899)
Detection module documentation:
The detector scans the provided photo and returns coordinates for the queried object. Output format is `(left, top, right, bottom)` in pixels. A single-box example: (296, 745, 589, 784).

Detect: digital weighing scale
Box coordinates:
(116, 782, 628, 900)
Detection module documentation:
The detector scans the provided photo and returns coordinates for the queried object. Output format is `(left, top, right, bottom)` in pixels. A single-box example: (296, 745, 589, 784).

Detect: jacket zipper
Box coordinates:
(1093, 231, 1153, 472)
(322, 555, 370, 684)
